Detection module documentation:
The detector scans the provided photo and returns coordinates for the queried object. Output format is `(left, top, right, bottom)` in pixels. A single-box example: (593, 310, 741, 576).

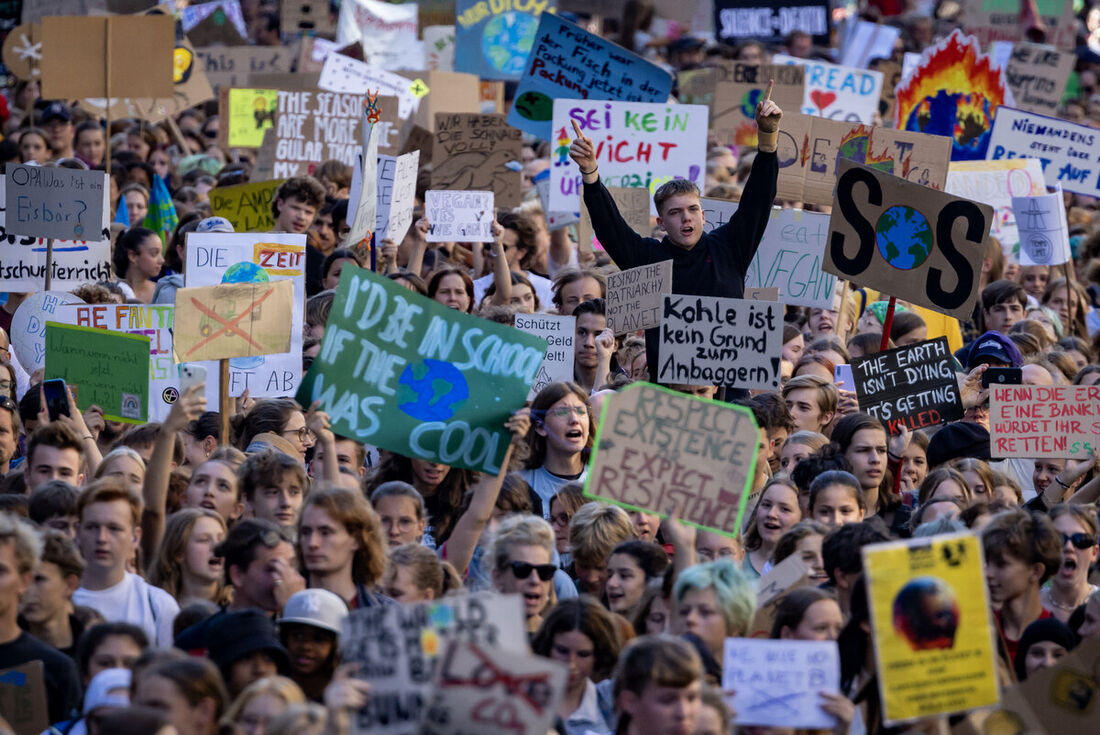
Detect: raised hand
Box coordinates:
(755, 79, 783, 133)
(569, 119, 598, 176)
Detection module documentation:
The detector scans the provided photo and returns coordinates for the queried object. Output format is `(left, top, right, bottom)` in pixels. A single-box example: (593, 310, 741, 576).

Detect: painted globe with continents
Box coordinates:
(738, 88, 766, 119)
(398, 359, 470, 422)
(875, 205, 933, 270)
(221, 261, 271, 369)
(482, 12, 538, 76)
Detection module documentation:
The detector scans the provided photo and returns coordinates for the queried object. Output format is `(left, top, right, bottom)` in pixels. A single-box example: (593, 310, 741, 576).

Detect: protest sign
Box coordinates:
(45, 323, 150, 423)
(697, 62, 804, 147)
(185, 233, 305, 397)
(825, 160, 992, 320)
(605, 261, 672, 335)
(209, 179, 284, 233)
(773, 55, 883, 124)
(702, 201, 837, 310)
(876, 60, 902, 124)
(962, 0, 1076, 50)
(424, 190, 494, 244)
(864, 533, 999, 724)
(748, 555, 814, 638)
(271, 89, 377, 178)
(181, 0, 249, 45)
(945, 159, 1046, 259)
(577, 186, 649, 253)
(532, 170, 579, 231)
(0, 661, 47, 735)
(775, 113, 952, 206)
(424, 25, 455, 71)
(281, 0, 336, 36)
(851, 337, 963, 434)
(196, 46, 293, 91)
(454, 0, 554, 80)
(337, 0, 420, 69)
(2, 24, 43, 84)
(382, 151, 419, 243)
(549, 100, 707, 215)
(1012, 187, 1070, 266)
(340, 592, 527, 735)
(5, 165, 105, 242)
(585, 383, 758, 537)
(1004, 43, 1074, 114)
(987, 106, 1100, 198)
(223, 88, 278, 148)
(724, 639, 840, 729)
(298, 266, 545, 474)
(400, 70, 483, 132)
(173, 281, 294, 363)
(318, 53, 421, 120)
(431, 113, 522, 210)
(10, 291, 84, 374)
(658, 295, 784, 390)
(514, 313, 574, 400)
(51, 304, 182, 422)
(713, 0, 829, 45)
(346, 120, 381, 252)
(421, 639, 567, 735)
(839, 20, 901, 68)
(508, 14, 672, 140)
(990, 384, 1100, 458)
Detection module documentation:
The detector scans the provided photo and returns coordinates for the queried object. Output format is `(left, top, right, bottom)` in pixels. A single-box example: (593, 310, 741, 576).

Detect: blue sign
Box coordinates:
(454, 0, 554, 81)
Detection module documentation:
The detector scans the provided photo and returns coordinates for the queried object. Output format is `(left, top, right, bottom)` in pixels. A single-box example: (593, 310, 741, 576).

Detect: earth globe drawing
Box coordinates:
(221, 261, 271, 369)
(738, 88, 765, 119)
(398, 359, 470, 422)
(482, 12, 538, 77)
(875, 205, 933, 270)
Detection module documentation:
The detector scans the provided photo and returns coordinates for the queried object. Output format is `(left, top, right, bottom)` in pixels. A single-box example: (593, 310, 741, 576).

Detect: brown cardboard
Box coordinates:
(173, 281, 294, 362)
(578, 186, 650, 258)
(711, 62, 804, 147)
(1004, 42, 1075, 114)
(2, 23, 42, 82)
(400, 70, 482, 131)
(248, 72, 320, 90)
(747, 555, 813, 639)
(186, 9, 249, 47)
(0, 661, 48, 735)
(195, 46, 294, 91)
(431, 113, 522, 209)
(281, 0, 336, 37)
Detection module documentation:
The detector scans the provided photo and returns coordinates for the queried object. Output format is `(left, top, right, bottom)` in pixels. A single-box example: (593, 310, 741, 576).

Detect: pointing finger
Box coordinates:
(763, 79, 774, 103)
(571, 119, 584, 139)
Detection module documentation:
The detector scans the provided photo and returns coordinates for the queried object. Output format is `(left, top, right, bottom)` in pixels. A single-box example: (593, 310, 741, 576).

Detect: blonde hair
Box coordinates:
(266, 703, 327, 735)
(0, 513, 41, 575)
(94, 446, 146, 478)
(222, 676, 306, 727)
(149, 509, 229, 604)
(568, 502, 635, 568)
(490, 514, 555, 572)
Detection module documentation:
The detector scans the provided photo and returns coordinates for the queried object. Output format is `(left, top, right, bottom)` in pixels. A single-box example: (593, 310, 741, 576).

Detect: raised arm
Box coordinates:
(488, 219, 513, 306)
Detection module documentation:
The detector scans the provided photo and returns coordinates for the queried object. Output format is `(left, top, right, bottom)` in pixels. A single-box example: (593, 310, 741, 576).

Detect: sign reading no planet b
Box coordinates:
(6, 165, 106, 241)
(297, 266, 547, 475)
(825, 160, 992, 320)
(852, 337, 963, 435)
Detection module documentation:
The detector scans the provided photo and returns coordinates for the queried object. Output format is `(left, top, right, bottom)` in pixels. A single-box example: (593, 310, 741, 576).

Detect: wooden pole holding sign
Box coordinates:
(879, 297, 896, 351)
(104, 20, 112, 177)
(219, 359, 230, 446)
(44, 239, 54, 291)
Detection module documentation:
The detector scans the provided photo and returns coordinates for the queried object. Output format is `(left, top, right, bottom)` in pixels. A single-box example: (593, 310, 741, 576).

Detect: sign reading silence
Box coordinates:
(297, 265, 547, 475)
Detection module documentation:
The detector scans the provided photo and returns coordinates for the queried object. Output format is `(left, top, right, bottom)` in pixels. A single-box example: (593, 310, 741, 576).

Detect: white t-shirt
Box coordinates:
(74, 572, 179, 647)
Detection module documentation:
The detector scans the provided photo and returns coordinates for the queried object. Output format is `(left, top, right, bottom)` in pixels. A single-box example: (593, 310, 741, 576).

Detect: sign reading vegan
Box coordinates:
(987, 106, 1100, 198)
(724, 640, 840, 729)
(508, 14, 672, 140)
(45, 322, 150, 424)
(990, 384, 1100, 458)
(851, 337, 963, 434)
(713, 0, 829, 45)
(825, 160, 992, 320)
(424, 191, 494, 244)
(210, 179, 284, 232)
(432, 113, 522, 210)
(5, 165, 106, 241)
(864, 533, 999, 724)
(298, 266, 547, 475)
(605, 260, 672, 334)
(585, 383, 758, 538)
(454, 0, 556, 81)
(658, 295, 784, 390)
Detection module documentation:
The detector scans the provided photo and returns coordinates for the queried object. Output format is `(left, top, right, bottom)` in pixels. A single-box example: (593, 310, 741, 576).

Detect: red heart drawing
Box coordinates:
(811, 90, 837, 112)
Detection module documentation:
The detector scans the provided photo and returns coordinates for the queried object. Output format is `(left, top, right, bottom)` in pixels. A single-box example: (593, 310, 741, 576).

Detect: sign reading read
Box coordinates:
(987, 106, 1100, 199)
(584, 383, 758, 538)
(606, 260, 672, 335)
(724, 639, 840, 729)
(825, 160, 992, 320)
(990, 384, 1100, 458)
(852, 337, 963, 434)
(514, 313, 574, 400)
(45, 322, 150, 423)
(424, 190, 494, 243)
(773, 54, 883, 124)
(5, 165, 106, 241)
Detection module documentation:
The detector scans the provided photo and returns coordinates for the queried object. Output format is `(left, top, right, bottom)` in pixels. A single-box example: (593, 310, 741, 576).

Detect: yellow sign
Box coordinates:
(226, 88, 277, 148)
(863, 532, 1000, 725)
(409, 78, 430, 97)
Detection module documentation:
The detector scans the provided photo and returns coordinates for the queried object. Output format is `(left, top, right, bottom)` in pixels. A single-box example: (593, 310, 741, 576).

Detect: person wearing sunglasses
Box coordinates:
(1043, 505, 1099, 623)
(489, 515, 557, 634)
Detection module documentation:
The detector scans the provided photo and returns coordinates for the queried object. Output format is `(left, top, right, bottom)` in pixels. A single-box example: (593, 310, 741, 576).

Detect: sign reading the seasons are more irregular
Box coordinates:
(584, 383, 758, 538)
(454, 0, 556, 81)
(297, 266, 547, 475)
(825, 160, 992, 320)
(272, 90, 372, 179)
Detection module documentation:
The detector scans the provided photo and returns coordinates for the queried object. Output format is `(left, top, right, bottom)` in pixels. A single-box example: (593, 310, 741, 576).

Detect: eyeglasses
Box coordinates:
(283, 427, 316, 443)
(540, 406, 587, 420)
(1063, 533, 1096, 550)
(508, 561, 556, 581)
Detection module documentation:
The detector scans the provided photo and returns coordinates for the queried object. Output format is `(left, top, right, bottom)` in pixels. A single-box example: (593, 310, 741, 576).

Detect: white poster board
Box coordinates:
(514, 313, 574, 400)
(773, 54, 883, 124)
(605, 260, 672, 334)
(317, 53, 420, 119)
(424, 190, 494, 243)
(724, 639, 840, 730)
(1011, 187, 1070, 266)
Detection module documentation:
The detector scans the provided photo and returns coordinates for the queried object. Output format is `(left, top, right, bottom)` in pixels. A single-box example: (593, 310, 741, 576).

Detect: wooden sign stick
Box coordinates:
(219, 358, 230, 446)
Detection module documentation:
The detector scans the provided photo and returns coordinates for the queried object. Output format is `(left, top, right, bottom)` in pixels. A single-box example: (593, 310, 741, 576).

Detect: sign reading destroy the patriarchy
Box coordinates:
(585, 383, 758, 538)
(851, 337, 963, 434)
(297, 266, 547, 475)
(605, 260, 672, 334)
(658, 295, 784, 390)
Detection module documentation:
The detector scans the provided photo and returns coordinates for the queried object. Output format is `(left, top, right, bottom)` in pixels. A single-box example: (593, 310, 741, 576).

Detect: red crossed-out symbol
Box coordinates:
(184, 287, 276, 358)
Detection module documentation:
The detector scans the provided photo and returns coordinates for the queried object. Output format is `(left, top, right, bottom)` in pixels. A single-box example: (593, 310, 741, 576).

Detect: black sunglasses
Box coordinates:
(508, 561, 556, 581)
(1063, 533, 1096, 550)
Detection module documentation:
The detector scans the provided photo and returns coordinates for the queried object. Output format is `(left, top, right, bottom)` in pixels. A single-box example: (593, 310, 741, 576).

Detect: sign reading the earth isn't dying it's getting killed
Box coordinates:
(297, 265, 548, 475)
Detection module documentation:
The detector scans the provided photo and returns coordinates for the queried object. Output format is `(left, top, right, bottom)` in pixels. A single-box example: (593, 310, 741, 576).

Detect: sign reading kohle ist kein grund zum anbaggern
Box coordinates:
(986, 106, 1100, 198)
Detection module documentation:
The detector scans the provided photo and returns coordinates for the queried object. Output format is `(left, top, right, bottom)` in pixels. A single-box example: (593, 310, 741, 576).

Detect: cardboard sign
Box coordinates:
(508, 14, 672, 140)
(701, 201, 838, 310)
(514, 313, 574, 400)
(209, 180, 285, 233)
(775, 113, 953, 206)
(281, 0, 336, 37)
(318, 53, 420, 119)
(424, 190, 494, 243)
(549, 100, 708, 215)
(606, 260, 672, 335)
(346, 123, 381, 251)
(185, 233, 306, 397)
(0, 661, 48, 735)
(773, 55, 883, 125)
(421, 639, 567, 735)
(1012, 187, 1070, 266)
(1004, 43, 1074, 114)
(852, 337, 963, 434)
(337, 0, 421, 70)
(963, 0, 1076, 50)
(825, 160, 992, 320)
(987, 107, 1100, 198)
(748, 555, 814, 638)
(45, 322, 150, 423)
(864, 533, 1000, 724)
(431, 113, 522, 210)
(584, 383, 758, 537)
(658, 295, 784, 390)
(4, 165, 105, 242)
(533, 170, 579, 232)
(271, 89, 376, 178)
(383, 151, 419, 243)
(713, 0, 829, 45)
(454, 0, 554, 80)
(173, 281, 294, 363)
(40, 15, 174, 99)
(424, 25, 455, 71)
(577, 186, 649, 253)
(945, 159, 1046, 258)
(224, 88, 278, 148)
(10, 291, 84, 374)
(196, 46, 293, 91)
(839, 20, 901, 69)
(297, 266, 546, 474)
(181, 0, 249, 45)
(990, 384, 1100, 458)
(678, 63, 804, 147)
(724, 640, 840, 729)
(51, 304, 181, 422)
